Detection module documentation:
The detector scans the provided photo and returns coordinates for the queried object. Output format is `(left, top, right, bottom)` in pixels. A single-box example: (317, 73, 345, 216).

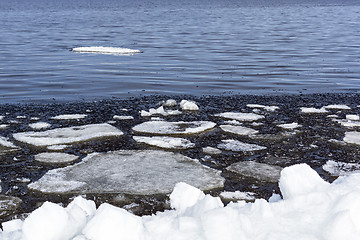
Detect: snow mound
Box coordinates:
(3, 164, 360, 240)
(133, 136, 195, 149)
(226, 161, 282, 183)
(323, 160, 360, 176)
(180, 100, 199, 111)
(71, 47, 141, 55)
(28, 150, 224, 195)
(34, 152, 79, 164)
(13, 123, 123, 146)
(51, 114, 87, 120)
(215, 112, 264, 121)
(133, 121, 216, 135)
(218, 139, 267, 152)
(220, 125, 258, 135)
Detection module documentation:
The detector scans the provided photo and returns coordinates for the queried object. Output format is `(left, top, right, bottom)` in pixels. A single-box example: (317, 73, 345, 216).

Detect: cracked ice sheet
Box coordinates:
(218, 139, 267, 152)
(13, 123, 123, 146)
(215, 112, 264, 122)
(133, 121, 216, 135)
(133, 136, 195, 149)
(28, 150, 224, 195)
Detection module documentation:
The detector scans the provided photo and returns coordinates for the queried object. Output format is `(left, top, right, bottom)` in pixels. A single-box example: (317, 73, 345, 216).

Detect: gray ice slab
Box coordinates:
(13, 123, 123, 146)
(34, 152, 79, 164)
(226, 161, 283, 183)
(28, 150, 225, 195)
(133, 121, 216, 135)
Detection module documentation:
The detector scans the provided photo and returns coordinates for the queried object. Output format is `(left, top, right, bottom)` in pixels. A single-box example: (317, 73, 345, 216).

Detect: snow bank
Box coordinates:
(133, 121, 216, 135)
(215, 112, 264, 121)
(133, 136, 195, 149)
(13, 123, 123, 146)
(2, 164, 360, 240)
(71, 47, 141, 55)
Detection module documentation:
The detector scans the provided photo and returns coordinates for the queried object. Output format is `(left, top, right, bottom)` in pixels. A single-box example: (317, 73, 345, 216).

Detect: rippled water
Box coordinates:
(1, 0, 360, 102)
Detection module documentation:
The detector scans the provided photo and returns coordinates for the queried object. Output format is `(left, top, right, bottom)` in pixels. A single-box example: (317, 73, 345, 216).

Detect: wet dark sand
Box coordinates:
(1, 93, 360, 224)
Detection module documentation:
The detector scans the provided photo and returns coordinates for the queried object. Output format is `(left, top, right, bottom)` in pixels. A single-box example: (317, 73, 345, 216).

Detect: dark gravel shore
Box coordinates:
(1, 93, 360, 224)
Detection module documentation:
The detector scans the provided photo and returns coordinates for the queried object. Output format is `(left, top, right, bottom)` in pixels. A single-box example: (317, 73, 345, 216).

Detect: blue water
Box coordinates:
(1, 0, 360, 102)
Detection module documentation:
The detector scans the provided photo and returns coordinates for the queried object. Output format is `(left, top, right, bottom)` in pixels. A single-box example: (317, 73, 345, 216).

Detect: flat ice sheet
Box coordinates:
(71, 47, 141, 55)
(220, 125, 258, 135)
(28, 150, 225, 195)
(133, 136, 195, 149)
(218, 139, 267, 152)
(13, 123, 123, 146)
(34, 152, 79, 164)
(215, 112, 264, 121)
(133, 121, 216, 135)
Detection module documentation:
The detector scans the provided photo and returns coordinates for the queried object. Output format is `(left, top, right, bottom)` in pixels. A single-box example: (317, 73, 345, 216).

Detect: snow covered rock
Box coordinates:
(133, 121, 216, 135)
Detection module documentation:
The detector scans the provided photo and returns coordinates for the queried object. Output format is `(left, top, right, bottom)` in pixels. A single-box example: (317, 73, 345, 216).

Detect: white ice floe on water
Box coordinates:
(323, 160, 360, 176)
(0, 136, 18, 153)
(133, 121, 216, 135)
(226, 161, 282, 183)
(3, 164, 360, 240)
(215, 112, 264, 122)
(29, 122, 51, 130)
(34, 152, 79, 164)
(300, 107, 328, 113)
(13, 123, 123, 146)
(346, 114, 360, 121)
(162, 99, 177, 107)
(219, 125, 258, 135)
(343, 131, 360, 145)
(246, 104, 279, 112)
(220, 191, 256, 201)
(71, 47, 142, 55)
(277, 122, 301, 130)
(0, 124, 8, 129)
(218, 139, 267, 152)
(51, 114, 87, 120)
(0, 116, 4, 121)
(133, 136, 195, 149)
(180, 100, 199, 111)
(333, 118, 360, 128)
(47, 145, 69, 151)
(140, 106, 181, 117)
(202, 146, 222, 155)
(28, 150, 224, 195)
(324, 104, 351, 110)
(113, 115, 134, 120)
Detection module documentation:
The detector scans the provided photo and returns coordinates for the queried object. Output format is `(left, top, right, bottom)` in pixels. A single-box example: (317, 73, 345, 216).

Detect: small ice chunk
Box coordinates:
(203, 147, 222, 155)
(34, 152, 79, 164)
(180, 100, 199, 111)
(51, 114, 87, 120)
(133, 121, 216, 135)
(324, 104, 351, 110)
(327, 115, 339, 118)
(346, 115, 360, 121)
(0, 124, 8, 129)
(226, 161, 282, 183)
(215, 112, 264, 122)
(47, 145, 68, 151)
(220, 191, 256, 201)
(246, 104, 279, 112)
(16, 116, 26, 119)
(30, 117, 40, 121)
(323, 160, 360, 176)
(218, 139, 266, 152)
(133, 136, 195, 149)
(72, 46, 142, 55)
(0, 116, 4, 121)
(29, 122, 51, 130)
(343, 131, 360, 145)
(13, 123, 123, 146)
(300, 107, 328, 113)
(28, 150, 224, 195)
(277, 122, 301, 130)
(163, 99, 177, 107)
(113, 115, 134, 120)
(220, 125, 258, 135)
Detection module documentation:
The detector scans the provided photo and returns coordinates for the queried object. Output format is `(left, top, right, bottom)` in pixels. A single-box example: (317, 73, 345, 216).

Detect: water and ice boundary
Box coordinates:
(1, 93, 360, 239)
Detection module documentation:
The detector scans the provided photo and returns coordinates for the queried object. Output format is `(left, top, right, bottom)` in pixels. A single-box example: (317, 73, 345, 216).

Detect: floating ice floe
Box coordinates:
(215, 112, 264, 122)
(300, 107, 328, 113)
(333, 118, 360, 128)
(220, 191, 256, 201)
(133, 121, 216, 135)
(51, 114, 87, 120)
(202, 146, 222, 155)
(13, 123, 123, 146)
(28, 150, 224, 195)
(327, 114, 339, 118)
(218, 139, 267, 152)
(71, 47, 142, 55)
(219, 125, 258, 135)
(226, 161, 282, 183)
(34, 152, 79, 164)
(3, 164, 360, 240)
(29, 122, 51, 130)
(0, 136, 19, 153)
(0, 124, 8, 129)
(323, 160, 360, 176)
(277, 122, 302, 130)
(343, 131, 360, 145)
(133, 136, 195, 149)
(346, 115, 360, 121)
(180, 100, 199, 111)
(0, 195, 22, 218)
(113, 115, 134, 120)
(0, 116, 4, 121)
(140, 106, 181, 117)
(324, 104, 351, 110)
(246, 104, 279, 112)
(16, 116, 26, 119)
(47, 145, 69, 151)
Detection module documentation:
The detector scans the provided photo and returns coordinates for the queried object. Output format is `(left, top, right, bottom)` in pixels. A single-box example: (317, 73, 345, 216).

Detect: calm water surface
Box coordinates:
(1, 0, 360, 102)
